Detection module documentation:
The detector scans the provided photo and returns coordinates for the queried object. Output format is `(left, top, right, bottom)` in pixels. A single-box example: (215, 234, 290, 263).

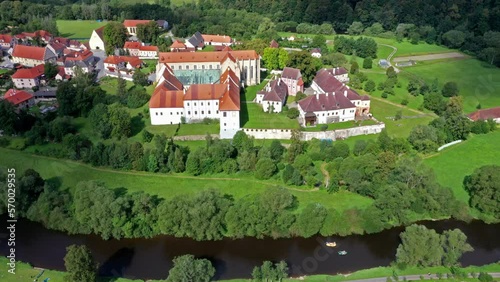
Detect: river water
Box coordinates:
(1, 215, 499, 280)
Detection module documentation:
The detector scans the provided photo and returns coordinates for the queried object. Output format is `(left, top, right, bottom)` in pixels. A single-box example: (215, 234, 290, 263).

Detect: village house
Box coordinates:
(89, 26, 106, 51)
(201, 34, 233, 46)
(55, 66, 71, 81)
(269, 40, 279, 48)
(47, 41, 67, 58)
(123, 41, 158, 58)
(15, 30, 53, 44)
(11, 64, 45, 89)
(468, 107, 500, 123)
(311, 48, 322, 58)
(298, 68, 370, 126)
(2, 89, 34, 109)
(104, 55, 143, 80)
(255, 78, 288, 113)
(280, 67, 304, 96)
(11, 45, 57, 67)
(53, 37, 87, 51)
(56, 50, 95, 76)
(184, 32, 205, 51)
(156, 47, 260, 86)
(123, 20, 153, 36)
(0, 34, 13, 50)
(169, 40, 191, 52)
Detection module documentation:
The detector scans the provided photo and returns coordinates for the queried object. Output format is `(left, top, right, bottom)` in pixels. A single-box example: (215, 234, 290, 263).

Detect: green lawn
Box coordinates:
(243, 80, 267, 101)
(56, 20, 107, 40)
(303, 119, 378, 132)
(369, 98, 434, 138)
(2, 257, 498, 282)
(404, 58, 500, 113)
(424, 130, 500, 203)
(241, 103, 300, 129)
(0, 148, 372, 213)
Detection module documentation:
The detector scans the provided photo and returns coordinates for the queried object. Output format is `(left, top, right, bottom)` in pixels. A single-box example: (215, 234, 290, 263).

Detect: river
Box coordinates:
(1, 215, 499, 280)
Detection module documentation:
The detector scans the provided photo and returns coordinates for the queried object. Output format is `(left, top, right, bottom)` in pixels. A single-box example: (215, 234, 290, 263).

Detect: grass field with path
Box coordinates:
(241, 103, 300, 129)
(56, 20, 107, 40)
(424, 130, 500, 203)
(404, 58, 500, 113)
(0, 148, 372, 213)
(2, 257, 497, 282)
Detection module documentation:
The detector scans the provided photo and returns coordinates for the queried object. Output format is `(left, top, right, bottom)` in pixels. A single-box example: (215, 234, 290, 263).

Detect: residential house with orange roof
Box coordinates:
(124, 41, 159, 58)
(103, 55, 143, 80)
(0, 34, 13, 50)
(281, 67, 304, 96)
(63, 50, 96, 76)
(468, 107, 500, 123)
(11, 64, 45, 89)
(123, 20, 153, 36)
(201, 34, 233, 46)
(170, 40, 191, 52)
(15, 30, 53, 44)
(11, 45, 57, 67)
(89, 26, 106, 51)
(2, 89, 34, 109)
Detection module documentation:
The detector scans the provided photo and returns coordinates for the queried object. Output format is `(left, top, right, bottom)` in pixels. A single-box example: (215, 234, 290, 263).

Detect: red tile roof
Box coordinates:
(159, 50, 259, 63)
(219, 68, 240, 111)
(123, 20, 152, 28)
(64, 50, 94, 61)
(258, 79, 288, 102)
(170, 40, 186, 49)
(94, 26, 105, 41)
(12, 45, 47, 61)
(104, 55, 123, 65)
(270, 40, 279, 48)
(11, 64, 45, 79)
(139, 45, 158, 52)
(161, 64, 184, 91)
(282, 67, 301, 80)
(150, 89, 184, 108)
(313, 68, 345, 92)
(3, 89, 33, 106)
(468, 107, 500, 121)
(105, 55, 143, 68)
(0, 34, 12, 43)
(124, 41, 142, 49)
(184, 84, 227, 100)
(202, 34, 232, 44)
(298, 92, 356, 113)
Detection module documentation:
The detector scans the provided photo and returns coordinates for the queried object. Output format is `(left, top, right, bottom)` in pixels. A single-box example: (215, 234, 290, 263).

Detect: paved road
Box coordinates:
(393, 52, 465, 62)
(92, 49, 107, 80)
(344, 272, 500, 282)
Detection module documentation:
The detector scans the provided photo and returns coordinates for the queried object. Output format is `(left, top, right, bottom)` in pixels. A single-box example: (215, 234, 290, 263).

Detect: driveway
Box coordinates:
(92, 49, 107, 80)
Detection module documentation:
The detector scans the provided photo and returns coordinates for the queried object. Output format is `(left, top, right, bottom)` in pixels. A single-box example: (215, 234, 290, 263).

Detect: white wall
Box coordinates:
(11, 57, 46, 67)
(219, 110, 240, 139)
(89, 31, 105, 51)
(13, 78, 38, 89)
(150, 107, 183, 125)
(184, 99, 220, 121)
(262, 100, 283, 113)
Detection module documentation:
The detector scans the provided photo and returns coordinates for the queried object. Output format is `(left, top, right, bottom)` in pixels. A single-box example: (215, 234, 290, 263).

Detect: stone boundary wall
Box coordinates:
(242, 123, 385, 141)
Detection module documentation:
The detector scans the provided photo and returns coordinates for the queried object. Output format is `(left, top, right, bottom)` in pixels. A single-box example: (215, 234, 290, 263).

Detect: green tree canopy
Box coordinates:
(64, 245, 97, 282)
(167, 254, 215, 282)
(464, 165, 500, 216)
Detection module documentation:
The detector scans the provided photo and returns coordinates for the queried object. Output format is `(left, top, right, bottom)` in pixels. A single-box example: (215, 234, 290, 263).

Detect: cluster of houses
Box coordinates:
(170, 31, 234, 52)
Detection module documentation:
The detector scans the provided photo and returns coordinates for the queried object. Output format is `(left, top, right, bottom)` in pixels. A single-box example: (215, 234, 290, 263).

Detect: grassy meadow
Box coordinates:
(404, 58, 500, 113)
(2, 257, 498, 282)
(56, 20, 107, 39)
(0, 148, 373, 213)
(241, 103, 300, 129)
(424, 130, 500, 203)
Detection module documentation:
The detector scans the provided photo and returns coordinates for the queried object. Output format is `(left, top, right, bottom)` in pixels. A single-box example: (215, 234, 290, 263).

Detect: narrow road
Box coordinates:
(343, 272, 500, 282)
(378, 43, 400, 73)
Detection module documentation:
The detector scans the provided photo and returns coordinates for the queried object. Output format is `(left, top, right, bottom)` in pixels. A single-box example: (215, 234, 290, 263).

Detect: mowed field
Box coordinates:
(405, 58, 500, 113)
(424, 130, 500, 203)
(57, 20, 107, 39)
(0, 148, 373, 213)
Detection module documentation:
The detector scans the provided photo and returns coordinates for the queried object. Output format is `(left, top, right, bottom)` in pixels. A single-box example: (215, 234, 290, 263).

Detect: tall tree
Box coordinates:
(287, 51, 321, 85)
(64, 245, 97, 282)
(103, 22, 127, 55)
(167, 254, 215, 282)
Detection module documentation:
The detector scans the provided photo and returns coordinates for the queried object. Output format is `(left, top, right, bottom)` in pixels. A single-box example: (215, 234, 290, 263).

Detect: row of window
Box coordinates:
(186, 101, 218, 107)
(173, 64, 221, 70)
(320, 109, 355, 117)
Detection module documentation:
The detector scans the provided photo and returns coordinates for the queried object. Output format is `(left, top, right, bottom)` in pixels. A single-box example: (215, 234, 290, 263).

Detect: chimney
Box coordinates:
(316, 92, 319, 100)
(344, 90, 347, 97)
(278, 79, 280, 86)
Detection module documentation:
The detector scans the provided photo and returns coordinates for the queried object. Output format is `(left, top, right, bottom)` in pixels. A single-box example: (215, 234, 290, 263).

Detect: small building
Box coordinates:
(0, 34, 13, 50)
(170, 40, 191, 52)
(281, 67, 304, 96)
(15, 30, 53, 44)
(201, 34, 233, 46)
(11, 64, 45, 89)
(298, 92, 358, 126)
(59, 50, 96, 76)
(12, 45, 57, 67)
(47, 41, 67, 58)
(123, 20, 153, 36)
(311, 48, 322, 58)
(123, 42, 158, 58)
(185, 31, 204, 51)
(124, 41, 142, 56)
(89, 26, 106, 51)
(379, 59, 390, 68)
(33, 88, 57, 102)
(270, 40, 279, 48)
(256, 78, 288, 113)
(3, 89, 34, 109)
(55, 66, 71, 81)
(468, 107, 500, 123)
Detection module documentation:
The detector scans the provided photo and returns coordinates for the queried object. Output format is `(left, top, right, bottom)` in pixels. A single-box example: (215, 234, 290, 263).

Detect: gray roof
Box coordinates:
(187, 31, 204, 48)
(282, 67, 301, 80)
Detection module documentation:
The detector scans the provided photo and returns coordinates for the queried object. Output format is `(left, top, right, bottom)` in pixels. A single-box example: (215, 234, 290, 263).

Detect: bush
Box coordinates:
(320, 124, 328, 131)
(294, 92, 307, 102)
(363, 57, 373, 69)
(381, 92, 388, 98)
(478, 272, 493, 282)
(127, 87, 150, 108)
(364, 80, 376, 92)
(401, 99, 409, 105)
(394, 110, 403, 120)
(142, 129, 154, 142)
(255, 158, 277, 180)
(287, 108, 300, 119)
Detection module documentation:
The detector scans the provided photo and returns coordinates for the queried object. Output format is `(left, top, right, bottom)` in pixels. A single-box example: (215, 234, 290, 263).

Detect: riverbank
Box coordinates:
(1, 257, 498, 282)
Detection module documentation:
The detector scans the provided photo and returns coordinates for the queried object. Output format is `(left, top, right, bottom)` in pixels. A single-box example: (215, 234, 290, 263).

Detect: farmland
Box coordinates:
(56, 20, 107, 40)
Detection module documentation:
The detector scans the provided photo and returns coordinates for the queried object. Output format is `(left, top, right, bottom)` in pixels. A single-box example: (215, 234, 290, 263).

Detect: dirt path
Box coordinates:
(370, 95, 436, 116)
(393, 52, 466, 62)
(378, 43, 400, 73)
(320, 162, 330, 188)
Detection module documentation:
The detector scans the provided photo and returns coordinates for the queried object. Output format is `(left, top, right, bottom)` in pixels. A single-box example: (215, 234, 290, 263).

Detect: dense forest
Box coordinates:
(1, 0, 499, 65)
